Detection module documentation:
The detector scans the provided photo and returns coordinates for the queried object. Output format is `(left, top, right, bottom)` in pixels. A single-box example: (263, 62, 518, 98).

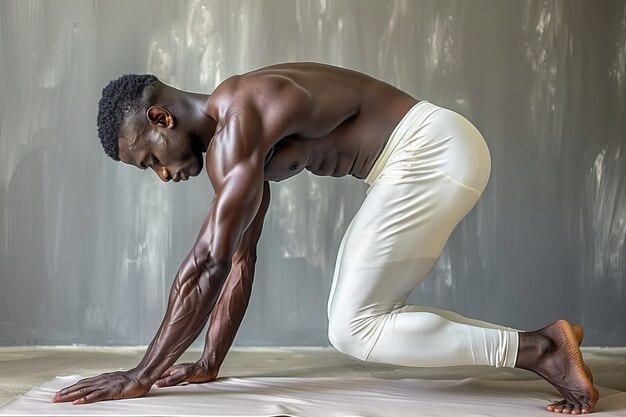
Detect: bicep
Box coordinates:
(208, 158, 265, 263)
(233, 181, 270, 262)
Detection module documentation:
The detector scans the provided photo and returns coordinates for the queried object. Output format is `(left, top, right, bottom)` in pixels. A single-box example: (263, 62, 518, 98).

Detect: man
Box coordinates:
(53, 62, 598, 414)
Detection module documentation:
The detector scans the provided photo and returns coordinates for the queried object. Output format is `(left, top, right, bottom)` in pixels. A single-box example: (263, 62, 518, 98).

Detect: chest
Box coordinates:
(262, 138, 311, 180)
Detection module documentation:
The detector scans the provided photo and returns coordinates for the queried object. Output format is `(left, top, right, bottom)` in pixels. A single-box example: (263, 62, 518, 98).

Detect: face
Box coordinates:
(119, 127, 204, 183)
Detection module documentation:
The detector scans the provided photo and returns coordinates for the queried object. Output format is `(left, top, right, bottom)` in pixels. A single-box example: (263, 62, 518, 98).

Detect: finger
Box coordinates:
(155, 373, 182, 387)
(55, 382, 89, 398)
(159, 368, 174, 379)
(73, 389, 111, 405)
(54, 375, 104, 398)
(155, 371, 173, 387)
(155, 372, 185, 388)
(54, 386, 100, 403)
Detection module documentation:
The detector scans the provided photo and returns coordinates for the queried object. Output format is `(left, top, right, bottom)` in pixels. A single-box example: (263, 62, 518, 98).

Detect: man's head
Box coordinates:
(97, 74, 206, 182)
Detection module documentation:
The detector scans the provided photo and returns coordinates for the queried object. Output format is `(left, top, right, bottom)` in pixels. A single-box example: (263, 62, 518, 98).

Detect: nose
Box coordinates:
(153, 166, 172, 182)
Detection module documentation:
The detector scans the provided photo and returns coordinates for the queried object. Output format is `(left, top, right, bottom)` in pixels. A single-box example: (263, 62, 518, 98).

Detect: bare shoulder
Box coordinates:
(211, 72, 310, 109)
(208, 72, 313, 140)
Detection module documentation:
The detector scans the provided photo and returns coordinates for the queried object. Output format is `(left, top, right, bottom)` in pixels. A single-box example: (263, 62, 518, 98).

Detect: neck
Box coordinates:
(181, 91, 215, 153)
(160, 84, 215, 153)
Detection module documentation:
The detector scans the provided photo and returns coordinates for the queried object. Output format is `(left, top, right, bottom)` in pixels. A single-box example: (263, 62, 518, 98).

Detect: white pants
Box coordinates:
(327, 101, 519, 368)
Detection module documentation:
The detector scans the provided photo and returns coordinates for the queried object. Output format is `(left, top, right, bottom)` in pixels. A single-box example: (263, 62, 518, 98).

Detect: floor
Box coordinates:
(1, 346, 625, 406)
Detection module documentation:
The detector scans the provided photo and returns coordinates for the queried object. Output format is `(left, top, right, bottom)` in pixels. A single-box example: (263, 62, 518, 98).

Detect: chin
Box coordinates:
(190, 160, 203, 177)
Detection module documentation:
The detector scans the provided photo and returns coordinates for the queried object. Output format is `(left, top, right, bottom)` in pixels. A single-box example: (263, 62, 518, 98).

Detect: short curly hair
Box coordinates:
(97, 74, 158, 161)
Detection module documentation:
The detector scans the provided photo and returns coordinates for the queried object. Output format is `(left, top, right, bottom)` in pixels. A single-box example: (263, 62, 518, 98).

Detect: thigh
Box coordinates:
(327, 176, 480, 321)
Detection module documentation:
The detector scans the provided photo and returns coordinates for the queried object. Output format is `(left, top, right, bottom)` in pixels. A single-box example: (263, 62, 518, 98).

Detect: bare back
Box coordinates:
(206, 62, 418, 182)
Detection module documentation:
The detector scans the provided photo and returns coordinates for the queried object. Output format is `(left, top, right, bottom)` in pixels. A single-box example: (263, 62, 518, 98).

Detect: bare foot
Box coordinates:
(516, 320, 599, 414)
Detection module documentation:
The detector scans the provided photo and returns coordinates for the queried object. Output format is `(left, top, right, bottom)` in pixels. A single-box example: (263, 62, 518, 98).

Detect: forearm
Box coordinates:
(135, 252, 231, 383)
(201, 182, 269, 370)
(200, 258, 255, 370)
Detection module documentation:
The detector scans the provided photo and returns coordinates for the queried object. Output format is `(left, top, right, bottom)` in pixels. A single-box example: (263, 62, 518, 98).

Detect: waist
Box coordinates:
(363, 100, 440, 185)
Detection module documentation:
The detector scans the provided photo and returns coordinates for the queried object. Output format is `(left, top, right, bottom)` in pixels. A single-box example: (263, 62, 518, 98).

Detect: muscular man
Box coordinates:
(53, 62, 598, 413)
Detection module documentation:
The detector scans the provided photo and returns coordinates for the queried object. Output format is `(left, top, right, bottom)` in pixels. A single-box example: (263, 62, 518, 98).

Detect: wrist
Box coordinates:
(199, 350, 220, 370)
(131, 366, 159, 386)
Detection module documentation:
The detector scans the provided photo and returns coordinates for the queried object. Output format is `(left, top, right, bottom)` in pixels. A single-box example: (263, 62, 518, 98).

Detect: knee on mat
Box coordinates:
(327, 317, 369, 361)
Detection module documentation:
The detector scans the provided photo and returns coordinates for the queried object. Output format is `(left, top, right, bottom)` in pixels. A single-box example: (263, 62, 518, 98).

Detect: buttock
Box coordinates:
(364, 100, 491, 195)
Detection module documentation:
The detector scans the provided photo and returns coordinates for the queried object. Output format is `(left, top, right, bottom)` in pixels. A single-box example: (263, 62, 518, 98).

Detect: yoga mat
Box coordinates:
(1, 375, 624, 416)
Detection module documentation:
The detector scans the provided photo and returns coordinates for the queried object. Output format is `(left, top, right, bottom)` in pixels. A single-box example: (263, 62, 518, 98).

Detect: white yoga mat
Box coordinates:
(1, 375, 624, 416)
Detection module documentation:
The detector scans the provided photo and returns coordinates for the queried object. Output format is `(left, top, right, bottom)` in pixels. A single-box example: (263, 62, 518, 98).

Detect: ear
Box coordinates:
(146, 106, 175, 129)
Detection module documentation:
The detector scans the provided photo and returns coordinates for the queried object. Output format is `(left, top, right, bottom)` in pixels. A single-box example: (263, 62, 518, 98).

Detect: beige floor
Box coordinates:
(1, 346, 625, 406)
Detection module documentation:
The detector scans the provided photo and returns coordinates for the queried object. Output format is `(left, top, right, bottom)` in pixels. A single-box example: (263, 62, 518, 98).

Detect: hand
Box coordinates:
(53, 369, 152, 405)
(155, 360, 218, 387)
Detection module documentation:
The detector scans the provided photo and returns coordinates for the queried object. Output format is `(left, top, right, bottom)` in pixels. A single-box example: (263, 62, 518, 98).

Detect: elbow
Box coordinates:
(190, 244, 232, 284)
(191, 239, 232, 272)
(212, 258, 233, 279)
(176, 256, 231, 301)
(200, 251, 232, 281)
(200, 259, 231, 298)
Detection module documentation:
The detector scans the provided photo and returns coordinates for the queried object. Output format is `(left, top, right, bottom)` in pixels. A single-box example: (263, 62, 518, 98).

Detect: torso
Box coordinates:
(207, 62, 418, 182)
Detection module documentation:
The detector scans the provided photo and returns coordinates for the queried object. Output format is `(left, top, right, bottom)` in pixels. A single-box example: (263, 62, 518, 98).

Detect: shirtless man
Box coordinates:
(53, 62, 598, 413)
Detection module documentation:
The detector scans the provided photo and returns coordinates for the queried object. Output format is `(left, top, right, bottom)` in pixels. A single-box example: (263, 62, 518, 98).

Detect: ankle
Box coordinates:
(515, 331, 553, 371)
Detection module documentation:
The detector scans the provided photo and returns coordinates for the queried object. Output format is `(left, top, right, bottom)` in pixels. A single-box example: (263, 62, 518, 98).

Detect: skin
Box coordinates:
(53, 62, 598, 413)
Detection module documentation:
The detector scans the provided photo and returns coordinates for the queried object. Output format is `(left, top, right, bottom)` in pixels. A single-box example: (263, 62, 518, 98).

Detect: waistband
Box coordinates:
(364, 100, 442, 185)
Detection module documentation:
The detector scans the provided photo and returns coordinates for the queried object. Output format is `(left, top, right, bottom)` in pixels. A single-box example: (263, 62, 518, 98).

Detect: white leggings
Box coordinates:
(327, 101, 519, 368)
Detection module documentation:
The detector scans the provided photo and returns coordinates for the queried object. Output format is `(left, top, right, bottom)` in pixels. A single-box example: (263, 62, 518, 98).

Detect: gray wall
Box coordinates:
(0, 0, 624, 347)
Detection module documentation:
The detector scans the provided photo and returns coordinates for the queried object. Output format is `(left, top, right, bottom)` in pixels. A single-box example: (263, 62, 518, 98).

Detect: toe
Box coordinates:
(548, 400, 567, 413)
(564, 402, 580, 414)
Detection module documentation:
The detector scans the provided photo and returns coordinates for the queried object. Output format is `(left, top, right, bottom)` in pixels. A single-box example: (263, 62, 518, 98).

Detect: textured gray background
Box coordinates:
(0, 0, 624, 347)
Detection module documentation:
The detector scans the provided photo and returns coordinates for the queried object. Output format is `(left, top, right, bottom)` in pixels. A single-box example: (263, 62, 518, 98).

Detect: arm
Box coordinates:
(54, 113, 267, 405)
(136, 141, 266, 380)
(203, 181, 271, 372)
(155, 181, 270, 387)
